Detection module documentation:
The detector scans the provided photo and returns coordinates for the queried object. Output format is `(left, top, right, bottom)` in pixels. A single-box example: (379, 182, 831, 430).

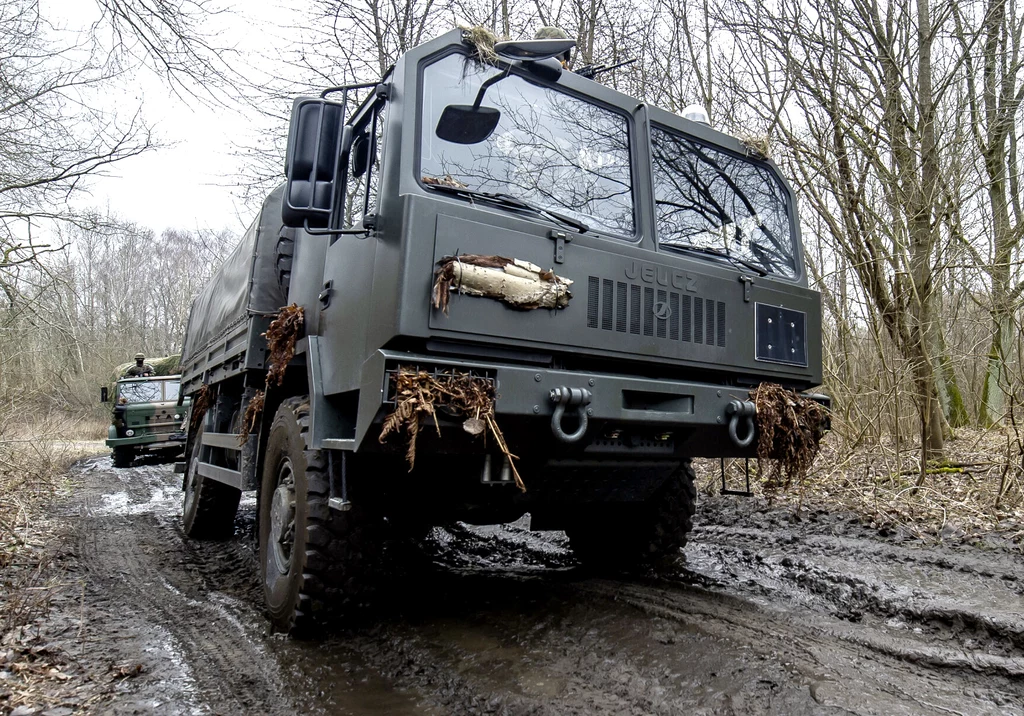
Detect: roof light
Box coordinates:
(682, 104, 710, 125)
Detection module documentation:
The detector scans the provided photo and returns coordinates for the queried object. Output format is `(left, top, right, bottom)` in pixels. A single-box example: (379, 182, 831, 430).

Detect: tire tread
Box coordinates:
(269, 396, 380, 636)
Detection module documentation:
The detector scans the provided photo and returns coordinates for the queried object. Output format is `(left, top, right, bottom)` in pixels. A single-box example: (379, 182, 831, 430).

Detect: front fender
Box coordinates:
(107, 425, 118, 441)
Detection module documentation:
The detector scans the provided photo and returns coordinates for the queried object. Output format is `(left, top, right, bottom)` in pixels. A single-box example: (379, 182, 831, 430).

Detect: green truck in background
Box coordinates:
(102, 375, 189, 468)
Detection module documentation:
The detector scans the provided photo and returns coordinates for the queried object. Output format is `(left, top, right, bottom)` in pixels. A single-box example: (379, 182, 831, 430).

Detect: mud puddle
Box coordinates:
(45, 457, 1024, 714)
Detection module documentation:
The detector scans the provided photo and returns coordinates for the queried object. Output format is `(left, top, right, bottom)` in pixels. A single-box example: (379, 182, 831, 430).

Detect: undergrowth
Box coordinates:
(700, 425, 1024, 545)
(0, 403, 107, 712)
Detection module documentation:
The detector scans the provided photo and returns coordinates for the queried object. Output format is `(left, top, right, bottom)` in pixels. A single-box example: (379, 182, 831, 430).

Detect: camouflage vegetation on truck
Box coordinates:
(106, 375, 189, 468)
(176, 29, 829, 635)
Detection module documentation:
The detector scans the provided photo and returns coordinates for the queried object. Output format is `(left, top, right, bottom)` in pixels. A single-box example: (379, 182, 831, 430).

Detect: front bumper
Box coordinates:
(106, 434, 183, 450)
(352, 349, 828, 458)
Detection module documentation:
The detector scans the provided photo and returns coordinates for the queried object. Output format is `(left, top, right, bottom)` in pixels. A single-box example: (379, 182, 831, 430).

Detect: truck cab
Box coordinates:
(178, 29, 826, 634)
(105, 375, 188, 467)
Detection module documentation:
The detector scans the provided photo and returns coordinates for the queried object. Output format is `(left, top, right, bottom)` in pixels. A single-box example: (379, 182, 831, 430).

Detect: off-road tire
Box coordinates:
(182, 423, 241, 540)
(259, 396, 381, 636)
(567, 459, 697, 570)
(111, 447, 134, 468)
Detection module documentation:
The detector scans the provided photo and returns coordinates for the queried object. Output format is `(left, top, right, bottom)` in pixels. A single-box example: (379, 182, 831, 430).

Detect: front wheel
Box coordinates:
(111, 447, 134, 468)
(567, 459, 697, 570)
(259, 396, 382, 636)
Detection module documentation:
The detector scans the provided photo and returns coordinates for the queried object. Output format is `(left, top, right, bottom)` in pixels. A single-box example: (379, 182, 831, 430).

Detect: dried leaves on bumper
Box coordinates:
(753, 383, 828, 492)
(378, 368, 525, 491)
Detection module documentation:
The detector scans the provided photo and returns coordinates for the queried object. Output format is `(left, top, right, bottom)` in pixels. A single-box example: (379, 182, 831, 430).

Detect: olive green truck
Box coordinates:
(176, 29, 828, 634)
(103, 375, 188, 467)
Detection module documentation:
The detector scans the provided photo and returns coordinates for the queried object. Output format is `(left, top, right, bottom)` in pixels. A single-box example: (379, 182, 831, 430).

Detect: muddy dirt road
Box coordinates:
(52, 456, 1024, 715)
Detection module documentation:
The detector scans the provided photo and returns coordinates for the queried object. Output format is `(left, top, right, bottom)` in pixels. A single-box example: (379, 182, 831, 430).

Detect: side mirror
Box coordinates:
(435, 70, 509, 145)
(283, 98, 347, 228)
(435, 105, 501, 144)
(350, 132, 370, 178)
(101, 387, 109, 403)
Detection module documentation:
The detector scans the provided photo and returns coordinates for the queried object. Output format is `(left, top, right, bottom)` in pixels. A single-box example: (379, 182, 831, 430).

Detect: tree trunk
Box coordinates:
(910, 0, 944, 462)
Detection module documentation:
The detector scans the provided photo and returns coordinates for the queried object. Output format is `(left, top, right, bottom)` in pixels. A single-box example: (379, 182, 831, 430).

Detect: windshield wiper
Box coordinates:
(424, 183, 589, 234)
(662, 243, 768, 277)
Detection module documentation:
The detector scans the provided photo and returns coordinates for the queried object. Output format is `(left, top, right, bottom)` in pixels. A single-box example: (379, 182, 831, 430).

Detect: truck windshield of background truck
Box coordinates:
(651, 125, 798, 278)
(118, 380, 178, 404)
(420, 53, 634, 236)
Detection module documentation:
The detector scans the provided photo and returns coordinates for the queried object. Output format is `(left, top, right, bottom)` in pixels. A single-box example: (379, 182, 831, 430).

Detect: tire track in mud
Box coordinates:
(61, 458, 1024, 715)
(70, 456, 294, 715)
(690, 515, 1024, 662)
(311, 517, 1024, 715)
(579, 579, 1020, 716)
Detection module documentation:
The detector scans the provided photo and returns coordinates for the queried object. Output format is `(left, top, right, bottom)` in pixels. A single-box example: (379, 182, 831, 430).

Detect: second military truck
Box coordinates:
(178, 29, 826, 634)
(104, 375, 188, 467)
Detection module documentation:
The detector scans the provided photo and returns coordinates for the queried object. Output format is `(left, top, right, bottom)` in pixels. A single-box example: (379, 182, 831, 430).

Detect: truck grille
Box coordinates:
(586, 277, 726, 348)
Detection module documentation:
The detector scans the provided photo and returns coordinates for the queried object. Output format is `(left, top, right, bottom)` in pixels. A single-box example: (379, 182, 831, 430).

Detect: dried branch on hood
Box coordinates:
(423, 174, 468, 189)
(433, 254, 573, 313)
(379, 367, 524, 491)
(235, 304, 305, 443)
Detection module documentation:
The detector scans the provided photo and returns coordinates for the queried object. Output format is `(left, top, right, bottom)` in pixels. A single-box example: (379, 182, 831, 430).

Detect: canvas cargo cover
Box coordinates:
(180, 183, 289, 366)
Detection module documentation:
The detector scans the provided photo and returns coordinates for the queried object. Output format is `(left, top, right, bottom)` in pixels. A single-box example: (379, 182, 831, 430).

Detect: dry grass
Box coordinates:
(0, 407, 107, 712)
(699, 425, 1024, 545)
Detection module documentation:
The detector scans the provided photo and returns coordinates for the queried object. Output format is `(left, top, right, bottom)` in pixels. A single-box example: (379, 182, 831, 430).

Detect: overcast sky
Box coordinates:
(46, 0, 297, 237)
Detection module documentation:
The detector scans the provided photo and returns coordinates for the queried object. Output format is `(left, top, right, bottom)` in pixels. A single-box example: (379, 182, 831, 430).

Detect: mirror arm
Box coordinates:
(320, 81, 378, 99)
(303, 219, 372, 237)
(471, 70, 510, 110)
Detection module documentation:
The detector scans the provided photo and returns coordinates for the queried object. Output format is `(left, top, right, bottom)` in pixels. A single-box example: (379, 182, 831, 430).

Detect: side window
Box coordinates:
(342, 103, 387, 229)
(165, 381, 180, 402)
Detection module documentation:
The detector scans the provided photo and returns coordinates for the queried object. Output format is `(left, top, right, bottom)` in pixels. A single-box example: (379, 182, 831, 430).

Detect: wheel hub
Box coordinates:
(268, 462, 296, 576)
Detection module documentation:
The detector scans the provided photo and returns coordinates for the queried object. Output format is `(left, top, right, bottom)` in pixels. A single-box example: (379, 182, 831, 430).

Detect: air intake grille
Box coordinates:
(586, 277, 726, 348)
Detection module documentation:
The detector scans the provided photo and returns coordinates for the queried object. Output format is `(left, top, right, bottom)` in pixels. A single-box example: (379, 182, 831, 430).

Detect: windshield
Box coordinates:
(118, 380, 177, 404)
(420, 53, 634, 235)
(651, 125, 797, 278)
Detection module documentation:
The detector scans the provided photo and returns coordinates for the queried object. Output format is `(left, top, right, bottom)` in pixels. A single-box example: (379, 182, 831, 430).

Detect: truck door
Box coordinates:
(318, 97, 389, 395)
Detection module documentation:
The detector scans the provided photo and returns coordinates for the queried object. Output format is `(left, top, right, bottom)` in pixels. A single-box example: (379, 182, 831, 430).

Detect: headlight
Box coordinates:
(174, 414, 181, 420)
(125, 429, 135, 437)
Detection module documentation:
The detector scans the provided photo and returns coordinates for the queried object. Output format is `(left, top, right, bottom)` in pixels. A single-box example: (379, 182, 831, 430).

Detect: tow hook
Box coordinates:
(726, 399, 757, 448)
(549, 386, 592, 443)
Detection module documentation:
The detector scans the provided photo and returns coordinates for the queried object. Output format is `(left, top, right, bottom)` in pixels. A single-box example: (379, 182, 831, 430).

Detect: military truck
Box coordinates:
(177, 29, 827, 633)
(103, 375, 189, 467)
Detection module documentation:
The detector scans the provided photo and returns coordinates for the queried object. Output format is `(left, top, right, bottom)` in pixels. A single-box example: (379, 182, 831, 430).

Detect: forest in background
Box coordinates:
(2, 0, 1024, 526)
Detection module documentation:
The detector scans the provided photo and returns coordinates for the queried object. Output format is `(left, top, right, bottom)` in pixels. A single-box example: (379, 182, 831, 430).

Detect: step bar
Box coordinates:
(192, 431, 244, 489)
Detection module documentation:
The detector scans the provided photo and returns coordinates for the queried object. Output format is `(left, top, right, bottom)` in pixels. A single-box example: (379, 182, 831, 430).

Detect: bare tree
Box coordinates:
(713, 0, 967, 463)
(951, 0, 1024, 426)
(0, 0, 153, 273)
